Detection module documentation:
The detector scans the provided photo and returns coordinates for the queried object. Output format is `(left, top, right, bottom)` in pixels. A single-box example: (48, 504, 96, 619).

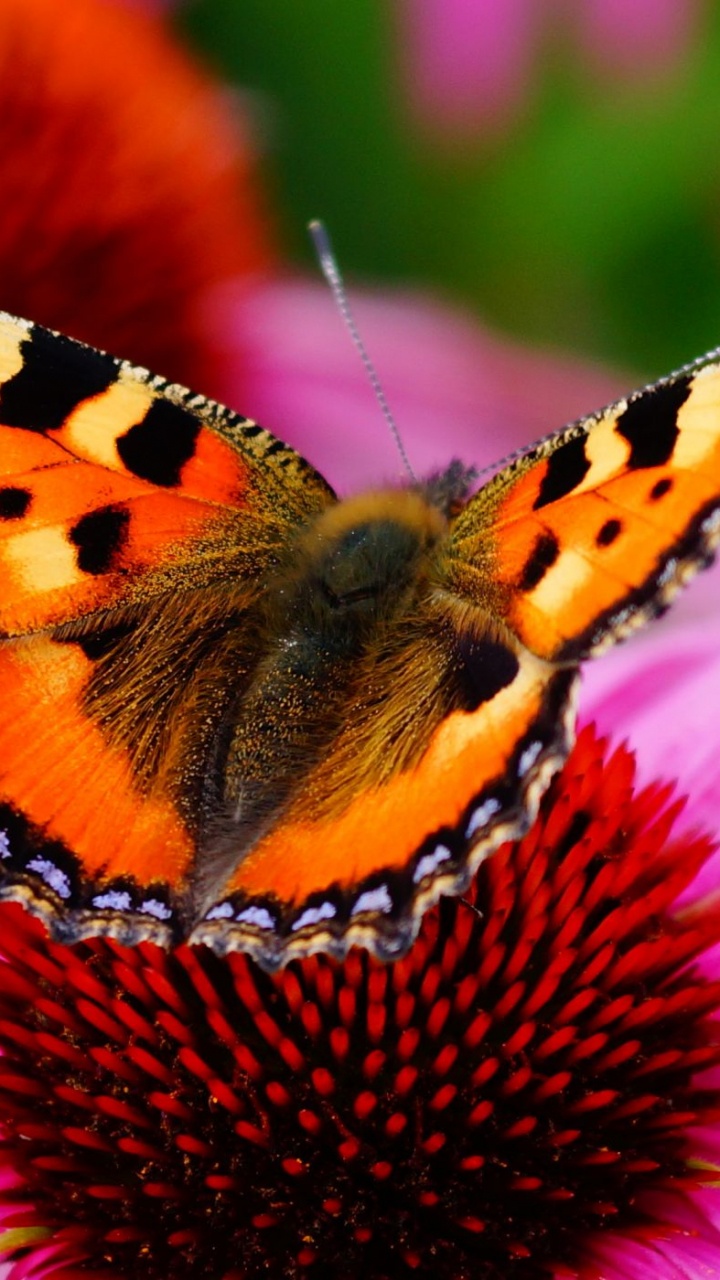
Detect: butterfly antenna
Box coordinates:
(309, 219, 417, 483)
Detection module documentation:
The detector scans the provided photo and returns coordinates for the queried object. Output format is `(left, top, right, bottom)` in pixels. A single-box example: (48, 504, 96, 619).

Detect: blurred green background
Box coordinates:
(182, 0, 720, 377)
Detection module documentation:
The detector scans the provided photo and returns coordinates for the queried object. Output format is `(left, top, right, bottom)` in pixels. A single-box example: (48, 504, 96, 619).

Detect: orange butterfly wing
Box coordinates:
(0, 314, 333, 637)
(446, 357, 720, 662)
(0, 313, 334, 942)
(195, 642, 575, 965)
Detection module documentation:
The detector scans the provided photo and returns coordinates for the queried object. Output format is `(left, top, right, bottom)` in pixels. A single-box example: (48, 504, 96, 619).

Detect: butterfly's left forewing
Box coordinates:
(0, 314, 334, 638)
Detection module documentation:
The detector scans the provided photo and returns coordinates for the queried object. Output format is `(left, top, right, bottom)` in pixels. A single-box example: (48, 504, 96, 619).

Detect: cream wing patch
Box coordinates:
(0, 316, 29, 385)
(4, 526, 84, 596)
(62, 373, 156, 469)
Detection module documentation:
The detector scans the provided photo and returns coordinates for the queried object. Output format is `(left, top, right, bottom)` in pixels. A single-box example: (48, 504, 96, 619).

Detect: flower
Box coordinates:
(228, 277, 626, 491)
(396, 0, 704, 141)
(0, 727, 719, 1279)
(0, 0, 272, 403)
(581, 556, 720, 870)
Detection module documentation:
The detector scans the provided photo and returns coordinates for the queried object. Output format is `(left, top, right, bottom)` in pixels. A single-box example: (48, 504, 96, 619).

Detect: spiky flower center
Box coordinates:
(0, 728, 718, 1280)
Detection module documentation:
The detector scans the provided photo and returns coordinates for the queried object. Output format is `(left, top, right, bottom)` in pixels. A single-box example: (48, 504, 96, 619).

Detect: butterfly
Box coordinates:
(0, 310, 717, 969)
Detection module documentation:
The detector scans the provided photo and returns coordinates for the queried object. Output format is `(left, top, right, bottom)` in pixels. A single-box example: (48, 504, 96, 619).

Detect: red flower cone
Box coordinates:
(0, 729, 718, 1279)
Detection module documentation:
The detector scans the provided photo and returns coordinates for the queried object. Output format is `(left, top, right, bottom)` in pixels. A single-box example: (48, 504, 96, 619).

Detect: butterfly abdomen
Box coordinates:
(195, 489, 453, 905)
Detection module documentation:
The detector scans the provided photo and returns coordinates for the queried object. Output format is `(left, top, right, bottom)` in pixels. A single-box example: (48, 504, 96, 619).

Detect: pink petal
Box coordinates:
(574, 1236, 686, 1280)
(691, 1187, 720, 1239)
(577, 0, 703, 79)
(649, 1234, 720, 1277)
(577, 1189, 720, 1278)
(225, 276, 626, 492)
(3, 1247, 79, 1280)
(396, 0, 541, 137)
(682, 1123, 720, 1165)
(580, 557, 720, 841)
(643, 1189, 720, 1239)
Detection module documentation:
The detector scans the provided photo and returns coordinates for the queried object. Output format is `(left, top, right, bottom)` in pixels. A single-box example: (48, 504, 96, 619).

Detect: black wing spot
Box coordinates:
(0, 326, 118, 432)
(596, 517, 622, 547)
(69, 505, 130, 575)
(616, 376, 691, 469)
(0, 486, 31, 519)
(649, 477, 673, 502)
(262, 440, 286, 458)
(455, 636, 520, 709)
(519, 531, 560, 591)
(116, 398, 201, 487)
(534, 435, 591, 509)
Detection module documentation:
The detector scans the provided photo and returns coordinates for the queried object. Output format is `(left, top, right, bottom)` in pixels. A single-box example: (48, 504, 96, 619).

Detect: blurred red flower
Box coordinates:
(0, 0, 272, 401)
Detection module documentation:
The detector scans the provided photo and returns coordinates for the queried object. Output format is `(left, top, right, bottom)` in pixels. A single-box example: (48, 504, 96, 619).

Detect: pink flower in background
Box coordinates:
(577, 0, 703, 77)
(581, 556, 720, 885)
(228, 277, 626, 489)
(397, 0, 703, 139)
(397, 0, 542, 137)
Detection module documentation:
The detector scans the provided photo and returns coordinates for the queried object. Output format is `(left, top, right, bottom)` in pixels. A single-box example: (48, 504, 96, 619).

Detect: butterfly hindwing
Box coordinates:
(191, 589, 578, 965)
(0, 633, 193, 942)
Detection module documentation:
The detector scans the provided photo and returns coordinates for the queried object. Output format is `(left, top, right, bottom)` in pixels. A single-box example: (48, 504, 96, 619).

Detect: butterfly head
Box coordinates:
(419, 458, 478, 517)
(274, 481, 465, 641)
